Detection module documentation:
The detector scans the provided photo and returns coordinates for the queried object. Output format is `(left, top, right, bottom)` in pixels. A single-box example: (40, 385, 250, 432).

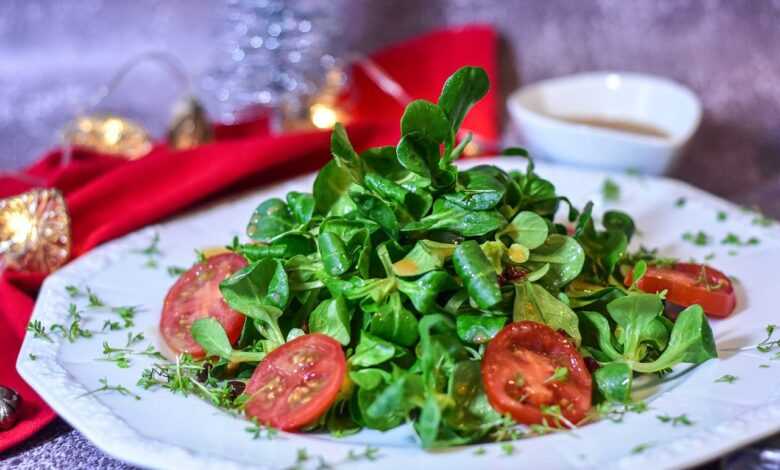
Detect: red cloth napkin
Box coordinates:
(0, 24, 499, 452)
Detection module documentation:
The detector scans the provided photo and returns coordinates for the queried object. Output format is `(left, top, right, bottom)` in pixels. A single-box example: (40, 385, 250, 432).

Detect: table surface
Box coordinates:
(2, 0, 780, 468)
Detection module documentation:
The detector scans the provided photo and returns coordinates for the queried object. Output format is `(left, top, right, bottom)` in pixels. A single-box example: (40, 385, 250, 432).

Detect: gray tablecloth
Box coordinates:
(2, 1, 780, 468)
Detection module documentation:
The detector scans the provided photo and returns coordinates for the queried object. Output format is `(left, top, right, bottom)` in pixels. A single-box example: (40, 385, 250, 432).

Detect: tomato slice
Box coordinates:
(626, 263, 736, 318)
(482, 321, 592, 426)
(160, 252, 248, 357)
(244, 334, 346, 431)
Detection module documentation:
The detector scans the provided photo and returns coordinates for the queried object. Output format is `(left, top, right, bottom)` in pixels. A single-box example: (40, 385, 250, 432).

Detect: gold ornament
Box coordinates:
(281, 65, 348, 131)
(64, 115, 152, 159)
(309, 102, 341, 130)
(0, 188, 71, 273)
(167, 96, 214, 150)
(309, 65, 348, 129)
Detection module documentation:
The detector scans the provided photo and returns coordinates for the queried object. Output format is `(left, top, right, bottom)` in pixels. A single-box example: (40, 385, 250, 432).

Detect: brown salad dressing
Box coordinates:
(552, 114, 669, 139)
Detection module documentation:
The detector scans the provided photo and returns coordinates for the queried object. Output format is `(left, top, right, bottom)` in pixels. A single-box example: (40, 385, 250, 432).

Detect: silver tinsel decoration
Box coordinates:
(206, 0, 341, 124)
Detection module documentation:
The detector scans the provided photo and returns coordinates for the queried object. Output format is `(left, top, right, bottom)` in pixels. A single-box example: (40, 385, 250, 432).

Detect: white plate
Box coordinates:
(17, 159, 780, 470)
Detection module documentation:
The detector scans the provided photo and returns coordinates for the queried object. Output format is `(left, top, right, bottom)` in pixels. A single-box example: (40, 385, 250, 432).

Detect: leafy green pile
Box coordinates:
(189, 66, 718, 447)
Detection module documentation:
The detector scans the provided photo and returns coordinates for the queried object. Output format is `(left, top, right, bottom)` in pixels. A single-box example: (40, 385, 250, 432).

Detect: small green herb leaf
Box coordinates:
(656, 413, 694, 427)
(601, 178, 621, 202)
(715, 374, 738, 384)
(682, 231, 711, 246)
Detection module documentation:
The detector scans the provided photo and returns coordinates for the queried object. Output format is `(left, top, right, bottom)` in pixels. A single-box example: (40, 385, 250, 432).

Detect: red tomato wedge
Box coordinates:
(160, 252, 248, 358)
(626, 263, 736, 318)
(482, 321, 592, 426)
(244, 334, 346, 431)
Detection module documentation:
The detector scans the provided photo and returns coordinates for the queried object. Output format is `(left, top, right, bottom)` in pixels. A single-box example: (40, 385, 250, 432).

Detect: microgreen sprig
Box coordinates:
(346, 446, 381, 461)
(74, 285, 141, 330)
(50, 303, 94, 342)
(682, 231, 711, 246)
(65, 285, 81, 297)
(601, 178, 621, 202)
(592, 401, 649, 424)
(166, 266, 187, 277)
(111, 305, 140, 328)
(245, 419, 279, 440)
(721, 233, 760, 247)
(138, 354, 244, 412)
(500, 443, 516, 456)
(631, 442, 655, 454)
(133, 232, 162, 269)
(715, 374, 738, 384)
(656, 414, 693, 427)
(136, 232, 162, 256)
(81, 377, 141, 400)
(86, 287, 105, 308)
(126, 331, 145, 347)
(757, 324, 780, 357)
(490, 415, 525, 441)
(26, 320, 53, 343)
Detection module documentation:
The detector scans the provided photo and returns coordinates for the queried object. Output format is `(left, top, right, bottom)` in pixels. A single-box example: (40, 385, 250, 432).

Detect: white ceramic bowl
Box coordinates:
(507, 72, 702, 175)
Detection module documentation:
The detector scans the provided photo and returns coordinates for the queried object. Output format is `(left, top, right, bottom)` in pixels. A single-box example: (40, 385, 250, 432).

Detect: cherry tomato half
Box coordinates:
(482, 321, 592, 426)
(160, 252, 248, 357)
(244, 334, 346, 431)
(626, 263, 736, 318)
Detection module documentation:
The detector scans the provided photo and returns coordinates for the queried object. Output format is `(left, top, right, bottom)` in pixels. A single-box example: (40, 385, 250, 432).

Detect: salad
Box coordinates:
(152, 66, 736, 448)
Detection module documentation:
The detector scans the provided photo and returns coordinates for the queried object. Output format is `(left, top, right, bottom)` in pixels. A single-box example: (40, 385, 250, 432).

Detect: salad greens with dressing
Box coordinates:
(154, 66, 720, 448)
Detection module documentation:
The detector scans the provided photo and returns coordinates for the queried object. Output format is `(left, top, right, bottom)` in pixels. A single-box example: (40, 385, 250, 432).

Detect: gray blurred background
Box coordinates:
(2, 0, 780, 214)
(2, 1, 780, 468)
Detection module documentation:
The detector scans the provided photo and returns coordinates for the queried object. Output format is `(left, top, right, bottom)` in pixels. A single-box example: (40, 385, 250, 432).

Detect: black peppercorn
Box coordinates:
(227, 380, 246, 400)
(196, 363, 213, 383)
